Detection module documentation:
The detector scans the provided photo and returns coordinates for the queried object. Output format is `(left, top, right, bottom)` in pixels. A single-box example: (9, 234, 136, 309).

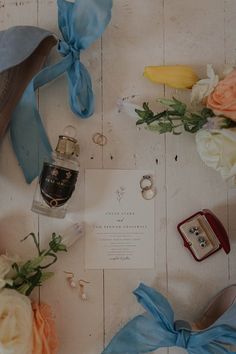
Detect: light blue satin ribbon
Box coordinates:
(10, 0, 112, 183)
(102, 283, 236, 354)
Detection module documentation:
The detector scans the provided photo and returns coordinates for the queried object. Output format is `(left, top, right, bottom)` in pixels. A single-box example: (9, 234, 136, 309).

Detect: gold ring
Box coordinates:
(140, 175, 153, 190)
(92, 133, 108, 146)
(142, 187, 156, 200)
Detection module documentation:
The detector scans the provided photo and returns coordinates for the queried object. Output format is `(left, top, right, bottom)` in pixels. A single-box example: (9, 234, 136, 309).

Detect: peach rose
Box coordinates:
(207, 69, 236, 120)
(32, 302, 58, 354)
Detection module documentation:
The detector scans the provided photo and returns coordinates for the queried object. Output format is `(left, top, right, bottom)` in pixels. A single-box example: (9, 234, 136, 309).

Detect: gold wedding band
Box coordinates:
(92, 133, 108, 146)
(142, 188, 156, 200)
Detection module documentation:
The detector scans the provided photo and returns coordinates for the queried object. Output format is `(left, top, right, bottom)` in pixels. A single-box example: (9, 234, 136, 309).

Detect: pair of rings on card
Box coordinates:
(140, 175, 156, 200)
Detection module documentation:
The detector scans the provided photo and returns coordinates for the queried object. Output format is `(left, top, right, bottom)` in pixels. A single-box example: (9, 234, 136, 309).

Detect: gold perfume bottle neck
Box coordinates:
(55, 135, 80, 157)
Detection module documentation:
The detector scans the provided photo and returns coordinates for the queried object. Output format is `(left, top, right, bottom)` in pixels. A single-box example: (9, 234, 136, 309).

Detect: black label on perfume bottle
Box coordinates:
(40, 163, 78, 208)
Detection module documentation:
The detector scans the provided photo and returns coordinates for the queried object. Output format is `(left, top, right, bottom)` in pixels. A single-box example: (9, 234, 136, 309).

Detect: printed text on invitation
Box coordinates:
(85, 169, 155, 269)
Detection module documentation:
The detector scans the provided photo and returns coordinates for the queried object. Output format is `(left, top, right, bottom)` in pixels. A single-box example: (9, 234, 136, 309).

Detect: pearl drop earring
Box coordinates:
(64, 271, 77, 288)
(79, 279, 90, 300)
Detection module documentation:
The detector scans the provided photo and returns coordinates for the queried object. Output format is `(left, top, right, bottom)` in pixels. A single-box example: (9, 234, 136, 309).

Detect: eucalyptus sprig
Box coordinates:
(135, 98, 216, 134)
(7, 233, 67, 296)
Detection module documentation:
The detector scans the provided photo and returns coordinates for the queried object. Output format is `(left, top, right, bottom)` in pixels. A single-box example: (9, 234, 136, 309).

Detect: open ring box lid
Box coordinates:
(177, 209, 230, 262)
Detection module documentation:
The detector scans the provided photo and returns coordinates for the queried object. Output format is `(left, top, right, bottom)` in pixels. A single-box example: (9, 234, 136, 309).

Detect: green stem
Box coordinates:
(21, 233, 41, 255)
(39, 253, 58, 269)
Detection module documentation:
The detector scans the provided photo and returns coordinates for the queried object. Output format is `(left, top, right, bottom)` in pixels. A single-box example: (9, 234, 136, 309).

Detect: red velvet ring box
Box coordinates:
(177, 209, 230, 262)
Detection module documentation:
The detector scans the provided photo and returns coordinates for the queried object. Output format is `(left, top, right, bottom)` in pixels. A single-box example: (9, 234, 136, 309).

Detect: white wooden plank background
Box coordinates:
(0, 1, 236, 354)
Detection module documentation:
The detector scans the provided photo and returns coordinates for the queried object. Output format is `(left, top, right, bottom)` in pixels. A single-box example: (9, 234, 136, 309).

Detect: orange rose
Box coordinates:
(207, 69, 236, 120)
(32, 302, 58, 354)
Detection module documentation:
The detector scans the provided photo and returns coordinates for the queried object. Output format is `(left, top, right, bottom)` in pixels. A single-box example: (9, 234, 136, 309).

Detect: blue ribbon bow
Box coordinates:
(10, 0, 112, 183)
(102, 283, 236, 354)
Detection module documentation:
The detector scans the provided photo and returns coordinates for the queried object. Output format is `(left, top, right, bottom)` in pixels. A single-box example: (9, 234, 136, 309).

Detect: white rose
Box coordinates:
(191, 64, 219, 104)
(196, 128, 236, 179)
(0, 289, 33, 354)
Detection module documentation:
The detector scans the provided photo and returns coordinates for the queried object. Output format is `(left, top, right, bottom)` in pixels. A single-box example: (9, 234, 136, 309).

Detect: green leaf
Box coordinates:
(26, 269, 42, 296)
(201, 107, 215, 118)
(147, 121, 173, 134)
(136, 119, 144, 125)
(49, 234, 67, 253)
(158, 98, 177, 106)
(143, 102, 150, 111)
(135, 109, 149, 120)
(20, 260, 34, 276)
(58, 244, 67, 251)
(17, 283, 30, 295)
(158, 97, 186, 115)
(158, 122, 173, 134)
(147, 124, 162, 132)
(221, 117, 236, 128)
(166, 110, 184, 117)
(172, 101, 186, 115)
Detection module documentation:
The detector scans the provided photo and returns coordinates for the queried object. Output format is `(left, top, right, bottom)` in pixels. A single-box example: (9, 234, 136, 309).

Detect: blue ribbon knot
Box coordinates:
(102, 283, 236, 354)
(175, 328, 191, 349)
(57, 40, 79, 59)
(10, 0, 113, 183)
(58, 40, 80, 60)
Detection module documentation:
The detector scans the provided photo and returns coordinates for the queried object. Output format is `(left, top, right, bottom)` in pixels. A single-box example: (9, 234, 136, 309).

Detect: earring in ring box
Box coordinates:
(177, 209, 230, 262)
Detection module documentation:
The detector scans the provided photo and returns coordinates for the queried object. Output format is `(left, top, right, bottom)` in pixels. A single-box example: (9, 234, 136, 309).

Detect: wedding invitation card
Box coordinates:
(85, 169, 155, 269)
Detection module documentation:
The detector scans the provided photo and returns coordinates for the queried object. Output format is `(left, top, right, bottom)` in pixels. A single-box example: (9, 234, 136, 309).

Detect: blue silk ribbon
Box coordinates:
(102, 283, 236, 354)
(10, 0, 112, 183)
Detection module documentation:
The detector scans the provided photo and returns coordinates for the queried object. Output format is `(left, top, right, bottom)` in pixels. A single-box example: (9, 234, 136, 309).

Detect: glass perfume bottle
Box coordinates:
(32, 126, 80, 218)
